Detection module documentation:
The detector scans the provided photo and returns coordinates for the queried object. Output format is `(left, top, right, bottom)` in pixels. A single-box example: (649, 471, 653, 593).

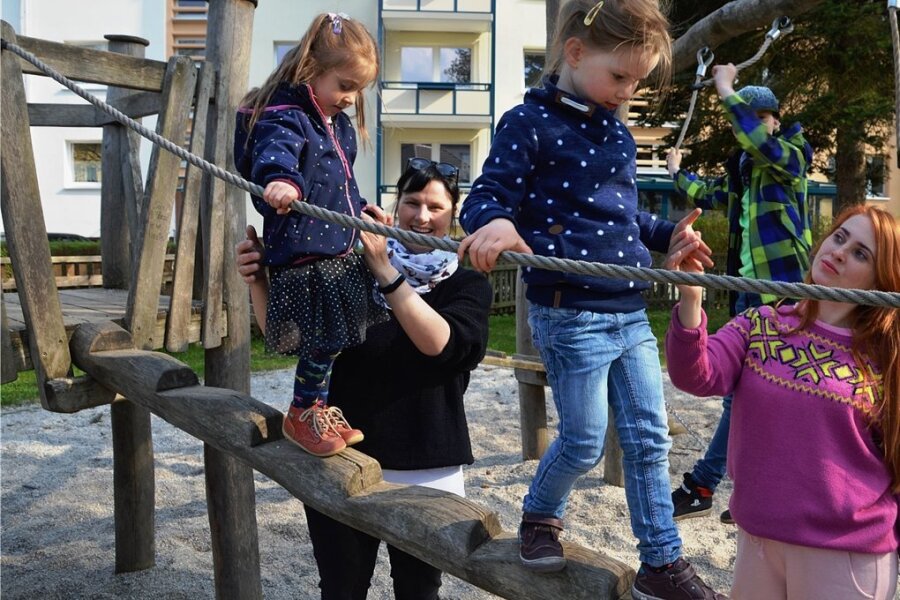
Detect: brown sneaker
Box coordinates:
(518, 513, 565, 572)
(322, 405, 364, 446)
(283, 405, 346, 457)
(632, 558, 727, 600)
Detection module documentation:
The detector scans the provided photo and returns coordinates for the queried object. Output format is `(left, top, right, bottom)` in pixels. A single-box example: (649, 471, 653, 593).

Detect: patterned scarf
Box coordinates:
(376, 238, 458, 307)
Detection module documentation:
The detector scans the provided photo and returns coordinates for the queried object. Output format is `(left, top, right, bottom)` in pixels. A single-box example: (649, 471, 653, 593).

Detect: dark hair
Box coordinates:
(395, 164, 461, 217)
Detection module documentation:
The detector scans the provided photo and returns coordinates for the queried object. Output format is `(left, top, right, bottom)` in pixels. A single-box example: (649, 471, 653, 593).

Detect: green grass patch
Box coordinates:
(1, 334, 295, 408)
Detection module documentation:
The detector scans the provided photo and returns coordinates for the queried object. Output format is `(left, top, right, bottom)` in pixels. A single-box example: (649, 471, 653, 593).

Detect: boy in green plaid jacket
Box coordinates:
(664, 63, 813, 524)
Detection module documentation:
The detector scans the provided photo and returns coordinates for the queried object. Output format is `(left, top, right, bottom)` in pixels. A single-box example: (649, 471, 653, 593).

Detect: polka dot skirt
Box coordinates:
(265, 254, 388, 358)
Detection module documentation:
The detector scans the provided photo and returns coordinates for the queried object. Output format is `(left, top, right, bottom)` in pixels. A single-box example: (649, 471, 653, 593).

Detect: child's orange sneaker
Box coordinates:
(323, 405, 364, 446)
(283, 405, 346, 457)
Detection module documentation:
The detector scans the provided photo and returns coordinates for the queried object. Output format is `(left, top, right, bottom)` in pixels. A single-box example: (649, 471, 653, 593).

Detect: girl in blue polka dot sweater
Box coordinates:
(234, 13, 387, 457)
(458, 2, 721, 597)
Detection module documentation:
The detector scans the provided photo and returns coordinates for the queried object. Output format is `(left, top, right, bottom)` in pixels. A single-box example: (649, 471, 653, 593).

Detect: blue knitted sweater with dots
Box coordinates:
(460, 78, 675, 313)
(234, 82, 365, 267)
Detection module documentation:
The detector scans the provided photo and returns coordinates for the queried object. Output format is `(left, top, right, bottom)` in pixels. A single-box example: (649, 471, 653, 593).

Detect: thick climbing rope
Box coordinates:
(674, 17, 794, 150)
(889, 0, 900, 168)
(3, 38, 900, 310)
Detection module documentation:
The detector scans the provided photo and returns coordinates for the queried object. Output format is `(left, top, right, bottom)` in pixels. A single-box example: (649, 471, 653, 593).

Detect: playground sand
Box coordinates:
(1, 365, 741, 599)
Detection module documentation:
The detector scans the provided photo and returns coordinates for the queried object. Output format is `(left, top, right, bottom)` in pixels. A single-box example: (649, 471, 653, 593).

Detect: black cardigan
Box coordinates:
(327, 267, 492, 470)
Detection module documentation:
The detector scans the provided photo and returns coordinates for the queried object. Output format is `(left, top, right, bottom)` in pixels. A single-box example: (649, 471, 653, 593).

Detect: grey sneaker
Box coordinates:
(632, 558, 727, 600)
(518, 513, 565, 572)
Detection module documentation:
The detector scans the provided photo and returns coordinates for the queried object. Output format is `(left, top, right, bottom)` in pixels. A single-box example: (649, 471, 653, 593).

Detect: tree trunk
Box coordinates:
(833, 128, 867, 216)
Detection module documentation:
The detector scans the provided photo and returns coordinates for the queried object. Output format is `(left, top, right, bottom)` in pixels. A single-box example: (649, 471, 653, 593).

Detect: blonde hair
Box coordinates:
(546, 0, 672, 89)
(240, 13, 379, 145)
(797, 205, 900, 491)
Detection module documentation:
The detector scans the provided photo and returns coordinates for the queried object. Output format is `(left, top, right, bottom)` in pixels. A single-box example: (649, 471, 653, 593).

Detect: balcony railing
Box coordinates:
(381, 81, 491, 117)
(382, 0, 492, 13)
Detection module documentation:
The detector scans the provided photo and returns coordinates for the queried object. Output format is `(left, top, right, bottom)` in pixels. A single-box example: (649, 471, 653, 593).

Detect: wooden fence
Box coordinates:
(1, 255, 176, 292)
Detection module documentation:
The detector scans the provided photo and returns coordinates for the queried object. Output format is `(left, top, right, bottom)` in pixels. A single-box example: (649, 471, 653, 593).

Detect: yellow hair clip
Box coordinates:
(583, 1, 604, 26)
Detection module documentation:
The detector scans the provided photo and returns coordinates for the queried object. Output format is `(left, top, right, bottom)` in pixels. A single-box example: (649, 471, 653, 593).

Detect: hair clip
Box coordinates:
(583, 1, 604, 26)
(327, 12, 350, 35)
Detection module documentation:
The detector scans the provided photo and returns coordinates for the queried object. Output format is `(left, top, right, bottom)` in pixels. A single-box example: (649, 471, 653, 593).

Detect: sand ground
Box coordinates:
(1, 365, 767, 599)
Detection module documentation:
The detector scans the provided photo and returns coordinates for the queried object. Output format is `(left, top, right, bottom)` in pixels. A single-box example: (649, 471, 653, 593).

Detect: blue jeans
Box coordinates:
(691, 291, 762, 491)
(525, 304, 681, 566)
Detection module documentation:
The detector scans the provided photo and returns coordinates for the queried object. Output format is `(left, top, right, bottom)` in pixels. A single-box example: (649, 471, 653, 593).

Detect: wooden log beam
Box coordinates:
(11, 32, 168, 92)
(27, 92, 162, 127)
(69, 321, 281, 449)
(70, 320, 633, 599)
(514, 271, 548, 460)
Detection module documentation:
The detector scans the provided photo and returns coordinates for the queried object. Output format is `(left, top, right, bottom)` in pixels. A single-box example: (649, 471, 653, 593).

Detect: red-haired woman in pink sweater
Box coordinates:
(665, 205, 899, 599)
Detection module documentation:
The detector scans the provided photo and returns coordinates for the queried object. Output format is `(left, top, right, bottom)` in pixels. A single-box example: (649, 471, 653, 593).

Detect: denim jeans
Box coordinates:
(525, 304, 682, 566)
(691, 291, 762, 491)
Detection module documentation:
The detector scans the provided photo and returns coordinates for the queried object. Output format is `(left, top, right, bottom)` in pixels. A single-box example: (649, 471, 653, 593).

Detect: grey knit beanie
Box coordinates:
(736, 85, 780, 117)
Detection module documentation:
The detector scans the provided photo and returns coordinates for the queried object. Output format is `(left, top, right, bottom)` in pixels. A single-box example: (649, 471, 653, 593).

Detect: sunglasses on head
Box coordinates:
(405, 157, 459, 185)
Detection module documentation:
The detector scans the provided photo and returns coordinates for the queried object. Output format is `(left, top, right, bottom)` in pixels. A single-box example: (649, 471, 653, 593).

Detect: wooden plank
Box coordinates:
(166, 62, 214, 352)
(124, 56, 197, 350)
(69, 320, 634, 600)
(120, 125, 145, 242)
(43, 375, 117, 413)
(1, 292, 18, 383)
(13, 33, 167, 92)
(0, 22, 72, 408)
(27, 92, 162, 127)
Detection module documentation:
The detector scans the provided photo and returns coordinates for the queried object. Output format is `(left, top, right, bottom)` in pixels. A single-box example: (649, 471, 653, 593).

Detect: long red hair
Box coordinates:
(797, 205, 900, 491)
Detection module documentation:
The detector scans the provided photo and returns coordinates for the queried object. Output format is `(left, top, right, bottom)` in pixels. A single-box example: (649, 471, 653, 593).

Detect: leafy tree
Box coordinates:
(443, 48, 471, 83)
(647, 0, 894, 212)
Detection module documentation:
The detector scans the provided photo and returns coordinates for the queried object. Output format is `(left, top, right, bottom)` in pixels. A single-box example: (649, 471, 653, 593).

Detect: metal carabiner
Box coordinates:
(695, 46, 714, 77)
(766, 16, 794, 41)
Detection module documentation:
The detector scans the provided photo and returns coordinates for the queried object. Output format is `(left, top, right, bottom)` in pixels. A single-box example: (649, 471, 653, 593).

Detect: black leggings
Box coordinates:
(304, 505, 443, 600)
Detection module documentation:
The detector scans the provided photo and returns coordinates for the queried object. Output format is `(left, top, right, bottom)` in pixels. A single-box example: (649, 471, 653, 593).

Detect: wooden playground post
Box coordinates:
(100, 35, 148, 290)
(514, 273, 549, 460)
(201, 1, 260, 599)
(103, 34, 156, 574)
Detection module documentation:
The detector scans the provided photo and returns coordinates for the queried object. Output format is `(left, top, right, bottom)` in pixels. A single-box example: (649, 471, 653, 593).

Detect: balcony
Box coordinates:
(380, 81, 492, 128)
(382, 0, 493, 33)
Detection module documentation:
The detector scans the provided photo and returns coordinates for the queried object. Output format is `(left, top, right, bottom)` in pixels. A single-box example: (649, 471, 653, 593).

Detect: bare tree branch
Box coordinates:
(672, 0, 825, 74)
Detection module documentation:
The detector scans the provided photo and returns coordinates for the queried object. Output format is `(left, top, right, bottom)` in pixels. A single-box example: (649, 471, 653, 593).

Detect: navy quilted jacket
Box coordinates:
(460, 77, 675, 313)
(234, 82, 365, 267)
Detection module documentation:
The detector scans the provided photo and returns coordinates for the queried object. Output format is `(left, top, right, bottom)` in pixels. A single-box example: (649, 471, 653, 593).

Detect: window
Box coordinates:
(401, 46, 471, 83)
(275, 42, 295, 67)
(523, 50, 545, 88)
(173, 35, 205, 59)
(401, 143, 471, 183)
(866, 155, 886, 197)
(66, 142, 102, 188)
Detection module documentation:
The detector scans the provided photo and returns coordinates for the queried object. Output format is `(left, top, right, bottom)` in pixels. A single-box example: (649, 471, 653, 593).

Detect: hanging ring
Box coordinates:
(695, 46, 714, 77)
(766, 16, 793, 41)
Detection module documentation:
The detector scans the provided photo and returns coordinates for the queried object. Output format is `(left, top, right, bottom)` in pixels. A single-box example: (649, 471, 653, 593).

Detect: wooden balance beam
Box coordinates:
(69, 320, 635, 600)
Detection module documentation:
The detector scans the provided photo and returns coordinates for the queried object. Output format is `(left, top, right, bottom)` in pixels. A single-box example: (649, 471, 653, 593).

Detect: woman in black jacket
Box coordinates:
(236, 159, 492, 600)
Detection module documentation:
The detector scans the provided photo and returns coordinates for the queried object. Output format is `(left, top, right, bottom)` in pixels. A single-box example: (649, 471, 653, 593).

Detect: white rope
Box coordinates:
(4, 38, 900, 309)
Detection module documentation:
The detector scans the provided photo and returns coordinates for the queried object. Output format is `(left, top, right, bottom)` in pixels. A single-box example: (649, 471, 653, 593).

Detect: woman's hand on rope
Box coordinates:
(358, 205, 398, 283)
(236, 225, 267, 285)
(666, 148, 683, 177)
(263, 180, 300, 215)
(713, 63, 738, 100)
(457, 218, 533, 273)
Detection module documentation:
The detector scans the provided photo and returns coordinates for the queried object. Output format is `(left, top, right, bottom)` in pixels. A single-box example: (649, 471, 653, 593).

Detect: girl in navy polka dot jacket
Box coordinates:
(457, 2, 722, 598)
(233, 13, 387, 457)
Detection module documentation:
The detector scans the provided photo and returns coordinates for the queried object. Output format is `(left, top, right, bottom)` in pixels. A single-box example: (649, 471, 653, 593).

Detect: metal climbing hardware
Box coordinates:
(695, 46, 714, 78)
(674, 47, 714, 150)
(766, 16, 793, 41)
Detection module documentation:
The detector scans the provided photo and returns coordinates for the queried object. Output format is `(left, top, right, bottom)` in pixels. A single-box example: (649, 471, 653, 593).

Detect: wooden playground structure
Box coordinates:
(0, 1, 640, 598)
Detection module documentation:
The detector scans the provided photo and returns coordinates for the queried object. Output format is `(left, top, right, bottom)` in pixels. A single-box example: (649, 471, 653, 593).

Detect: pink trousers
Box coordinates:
(732, 528, 898, 600)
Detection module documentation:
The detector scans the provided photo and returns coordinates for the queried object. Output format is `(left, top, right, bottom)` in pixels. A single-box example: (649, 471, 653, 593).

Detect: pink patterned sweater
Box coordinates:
(666, 304, 898, 553)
